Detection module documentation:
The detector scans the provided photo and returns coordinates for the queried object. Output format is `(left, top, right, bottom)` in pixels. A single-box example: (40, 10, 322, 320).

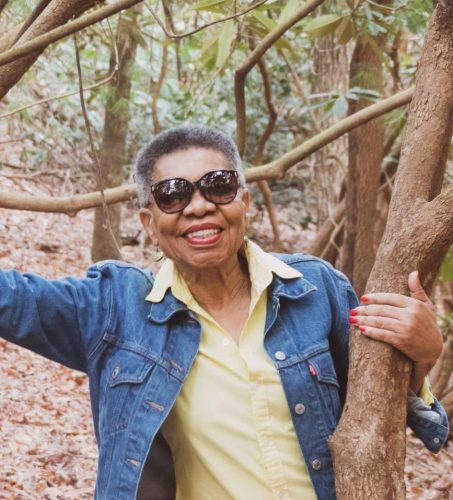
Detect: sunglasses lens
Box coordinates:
(201, 170, 238, 204)
(153, 178, 192, 213)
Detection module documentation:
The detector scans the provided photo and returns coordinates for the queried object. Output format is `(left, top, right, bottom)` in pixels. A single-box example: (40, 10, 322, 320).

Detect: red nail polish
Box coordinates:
(349, 309, 358, 316)
(360, 296, 369, 303)
(359, 325, 366, 332)
(349, 316, 358, 324)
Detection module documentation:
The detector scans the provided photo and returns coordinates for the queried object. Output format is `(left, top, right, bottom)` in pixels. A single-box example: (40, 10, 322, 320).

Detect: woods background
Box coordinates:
(0, 0, 452, 498)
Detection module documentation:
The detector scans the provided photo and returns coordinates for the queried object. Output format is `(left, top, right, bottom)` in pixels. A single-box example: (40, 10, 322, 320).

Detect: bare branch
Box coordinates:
(0, 69, 116, 119)
(151, 21, 169, 134)
(0, 0, 9, 17)
(235, 0, 325, 156)
(8, 0, 53, 48)
(0, 184, 137, 214)
(144, 0, 268, 40)
(0, 0, 143, 68)
(73, 35, 122, 258)
(245, 88, 414, 182)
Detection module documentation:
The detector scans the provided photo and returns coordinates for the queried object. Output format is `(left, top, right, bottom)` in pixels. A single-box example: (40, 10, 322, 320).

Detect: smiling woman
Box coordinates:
(0, 125, 449, 500)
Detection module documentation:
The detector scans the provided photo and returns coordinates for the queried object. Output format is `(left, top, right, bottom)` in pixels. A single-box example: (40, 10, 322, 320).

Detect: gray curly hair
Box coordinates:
(135, 125, 246, 207)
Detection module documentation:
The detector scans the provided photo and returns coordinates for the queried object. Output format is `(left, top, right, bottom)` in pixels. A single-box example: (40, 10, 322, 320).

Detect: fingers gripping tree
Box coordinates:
(329, 1, 453, 498)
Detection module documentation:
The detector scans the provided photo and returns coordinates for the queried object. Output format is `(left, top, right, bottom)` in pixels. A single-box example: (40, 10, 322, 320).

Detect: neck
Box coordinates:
(178, 254, 251, 312)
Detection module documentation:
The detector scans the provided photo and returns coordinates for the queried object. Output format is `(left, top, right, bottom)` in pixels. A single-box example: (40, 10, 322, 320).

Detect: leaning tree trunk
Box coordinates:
(330, 1, 453, 498)
(91, 8, 140, 262)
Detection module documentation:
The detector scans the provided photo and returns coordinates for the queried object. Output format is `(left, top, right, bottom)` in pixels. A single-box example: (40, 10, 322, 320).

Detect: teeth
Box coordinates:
(185, 228, 221, 238)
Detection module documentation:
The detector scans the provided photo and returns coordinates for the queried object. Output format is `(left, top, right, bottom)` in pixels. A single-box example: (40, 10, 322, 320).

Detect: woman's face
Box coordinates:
(139, 147, 249, 274)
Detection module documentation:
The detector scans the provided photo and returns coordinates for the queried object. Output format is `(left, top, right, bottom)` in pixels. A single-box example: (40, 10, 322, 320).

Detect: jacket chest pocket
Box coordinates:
(100, 349, 155, 437)
(305, 348, 341, 430)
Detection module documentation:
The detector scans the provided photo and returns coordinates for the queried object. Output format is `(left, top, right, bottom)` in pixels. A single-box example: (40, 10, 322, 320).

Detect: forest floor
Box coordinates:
(0, 203, 452, 499)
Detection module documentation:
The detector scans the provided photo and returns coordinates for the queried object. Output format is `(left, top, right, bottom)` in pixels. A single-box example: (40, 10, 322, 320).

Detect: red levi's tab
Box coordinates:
(308, 364, 317, 377)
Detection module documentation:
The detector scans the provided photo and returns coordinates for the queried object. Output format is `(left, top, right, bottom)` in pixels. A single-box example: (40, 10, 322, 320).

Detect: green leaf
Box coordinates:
(216, 19, 235, 68)
(440, 247, 453, 282)
(250, 10, 278, 31)
(277, 0, 300, 23)
(304, 14, 344, 38)
(335, 16, 355, 45)
(192, 0, 227, 11)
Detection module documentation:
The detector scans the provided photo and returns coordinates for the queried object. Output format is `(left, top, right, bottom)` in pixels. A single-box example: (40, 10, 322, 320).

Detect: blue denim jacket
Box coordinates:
(0, 254, 449, 499)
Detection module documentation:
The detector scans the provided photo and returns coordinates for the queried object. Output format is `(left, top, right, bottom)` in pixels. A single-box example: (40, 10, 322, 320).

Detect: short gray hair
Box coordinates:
(135, 124, 246, 207)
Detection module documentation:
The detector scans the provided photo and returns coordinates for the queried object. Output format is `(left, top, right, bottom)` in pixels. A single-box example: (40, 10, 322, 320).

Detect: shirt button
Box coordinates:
(222, 337, 230, 346)
(251, 382, 259, 391)
(312, 459, 322, 471)
(277, 491, 286, 498)
(433, 437, 440, 445)
(295, 403, 306, 415)
(112, 366, 120, 379)
(275, 351, 286, 361)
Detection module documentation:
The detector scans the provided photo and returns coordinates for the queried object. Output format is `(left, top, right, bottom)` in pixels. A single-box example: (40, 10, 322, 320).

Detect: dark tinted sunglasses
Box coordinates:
(150, 169, 239, 214)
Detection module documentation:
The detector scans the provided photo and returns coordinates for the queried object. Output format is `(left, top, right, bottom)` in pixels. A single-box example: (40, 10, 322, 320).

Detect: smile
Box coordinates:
(183, 228, 222, 239)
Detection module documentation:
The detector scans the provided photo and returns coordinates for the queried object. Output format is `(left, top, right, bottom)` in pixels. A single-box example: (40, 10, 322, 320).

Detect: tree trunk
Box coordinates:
(338, 35, 385, 296)
(91, 8, 140, 262)
(0, 0, 96, 100)
(330, 1, 453, 498)
(307, 35, 351, 228)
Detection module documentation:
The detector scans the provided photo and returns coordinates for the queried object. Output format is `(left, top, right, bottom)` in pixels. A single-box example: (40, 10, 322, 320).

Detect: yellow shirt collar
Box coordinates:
(145, 240, 301, 304)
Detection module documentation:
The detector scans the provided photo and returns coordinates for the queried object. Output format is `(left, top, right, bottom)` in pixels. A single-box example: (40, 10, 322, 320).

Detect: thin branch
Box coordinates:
(251, 36, 281, 249)
(0, 0, 9, 17)
(8, 0, 53, 48)
(73, 35, 123, 258)
(0, 70, 116, 119)
(162, 0, 182, 81)
(151, 13, 169, 134)
(0, 0, 143, 68)
(144, 0, 268, 40)
(245, 87, 414, 182)
(235, 0, 325, 156)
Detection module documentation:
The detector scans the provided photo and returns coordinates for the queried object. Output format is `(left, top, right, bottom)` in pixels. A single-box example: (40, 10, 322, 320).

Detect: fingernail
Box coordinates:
(360, 296, 369, 303)
(349, 316, 358, 324)
(359, 325, 366, 332)
(349, 309, 358, 316)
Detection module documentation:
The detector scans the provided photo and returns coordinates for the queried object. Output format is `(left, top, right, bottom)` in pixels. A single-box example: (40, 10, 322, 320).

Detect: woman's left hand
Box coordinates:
(349, 271, 443, 392)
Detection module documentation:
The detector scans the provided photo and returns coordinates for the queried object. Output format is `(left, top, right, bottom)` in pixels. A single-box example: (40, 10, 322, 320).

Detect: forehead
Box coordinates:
(153, 147, 230, 182)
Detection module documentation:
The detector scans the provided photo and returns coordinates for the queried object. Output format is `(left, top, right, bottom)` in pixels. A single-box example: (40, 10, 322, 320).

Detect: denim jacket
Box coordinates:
(0, 254, 449, 500)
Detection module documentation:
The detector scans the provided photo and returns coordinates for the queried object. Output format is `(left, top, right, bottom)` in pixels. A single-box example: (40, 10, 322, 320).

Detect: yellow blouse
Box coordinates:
(147, 241, 317, 500)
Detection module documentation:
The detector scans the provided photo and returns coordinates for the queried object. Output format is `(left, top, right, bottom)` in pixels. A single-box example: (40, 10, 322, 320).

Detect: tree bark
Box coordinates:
(338, 35, 385, 296)
(330, 1, 453, 498)
(91, 8, 140, 262)
(0, 0, 97, 99)
(307, 34, 351, 228)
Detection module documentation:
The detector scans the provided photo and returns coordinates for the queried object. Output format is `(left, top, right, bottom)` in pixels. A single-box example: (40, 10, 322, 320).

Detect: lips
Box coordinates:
(182, 223, 223, 246)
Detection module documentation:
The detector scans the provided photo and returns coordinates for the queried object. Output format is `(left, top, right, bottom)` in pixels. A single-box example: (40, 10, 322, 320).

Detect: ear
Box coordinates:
(241, 189, 250, 211)
(139, 208, 158, 245)
(139, 207, 152, 229)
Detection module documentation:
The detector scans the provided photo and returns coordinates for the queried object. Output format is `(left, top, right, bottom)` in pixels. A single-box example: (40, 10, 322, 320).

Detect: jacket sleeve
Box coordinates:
(329, 269, 449, 453)
(0, 265, 112, 373)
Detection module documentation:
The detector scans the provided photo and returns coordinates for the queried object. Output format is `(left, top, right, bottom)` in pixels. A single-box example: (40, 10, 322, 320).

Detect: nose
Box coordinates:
(182, 188, 216, 217)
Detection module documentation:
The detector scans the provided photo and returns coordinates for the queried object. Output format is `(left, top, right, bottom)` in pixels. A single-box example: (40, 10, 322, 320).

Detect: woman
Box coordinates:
(0, 125, 449, 500)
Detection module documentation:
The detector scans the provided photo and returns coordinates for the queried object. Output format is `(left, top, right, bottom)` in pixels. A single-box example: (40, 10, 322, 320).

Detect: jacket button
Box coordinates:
(295, 403, 305, 415)
(275, 351, 286, 361)
(312, 459, 322, 471)
(433, 437, 440, 445)
(112, 366, 120, 379)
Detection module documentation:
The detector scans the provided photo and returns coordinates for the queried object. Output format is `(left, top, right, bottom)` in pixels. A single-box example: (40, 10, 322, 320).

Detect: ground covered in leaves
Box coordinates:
(0, 206, 452, 499)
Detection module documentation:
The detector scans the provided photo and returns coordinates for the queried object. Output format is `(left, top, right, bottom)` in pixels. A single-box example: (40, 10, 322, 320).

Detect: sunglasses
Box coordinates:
(150, 169, 239, 214)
